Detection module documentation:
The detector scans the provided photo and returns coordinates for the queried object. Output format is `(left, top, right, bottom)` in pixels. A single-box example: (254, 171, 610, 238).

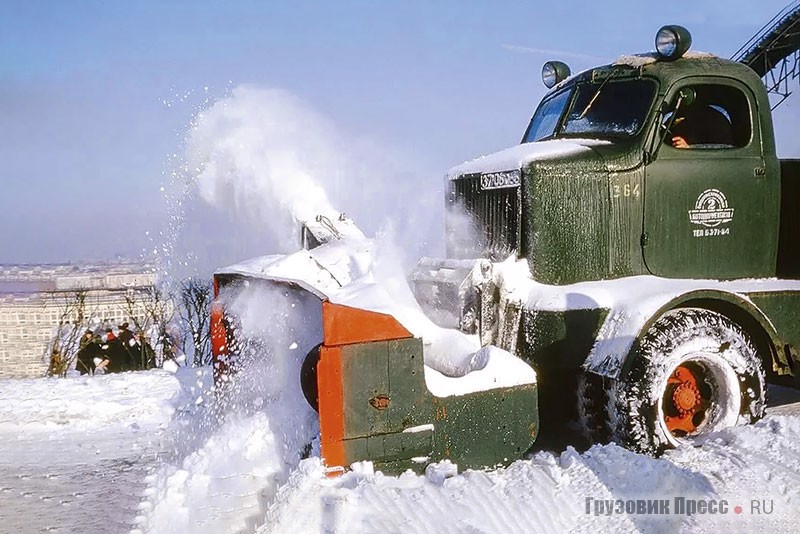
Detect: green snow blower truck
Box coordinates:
(212, 10, 800, 474)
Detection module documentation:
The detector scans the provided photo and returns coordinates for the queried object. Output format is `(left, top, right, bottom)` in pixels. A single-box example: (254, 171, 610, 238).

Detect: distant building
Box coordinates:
(0, 262, 159, 378)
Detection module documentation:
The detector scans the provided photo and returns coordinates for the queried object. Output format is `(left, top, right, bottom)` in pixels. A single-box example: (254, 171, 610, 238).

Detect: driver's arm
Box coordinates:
(672, 136, 690, 148)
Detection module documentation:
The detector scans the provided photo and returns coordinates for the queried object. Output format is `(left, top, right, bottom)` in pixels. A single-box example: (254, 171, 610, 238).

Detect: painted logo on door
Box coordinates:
(688, 188, 734, 229)
(688, 189, 734, 237)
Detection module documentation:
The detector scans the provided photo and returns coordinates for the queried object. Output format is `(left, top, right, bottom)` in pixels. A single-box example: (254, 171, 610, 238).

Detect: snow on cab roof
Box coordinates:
(614, 50, 717, 67)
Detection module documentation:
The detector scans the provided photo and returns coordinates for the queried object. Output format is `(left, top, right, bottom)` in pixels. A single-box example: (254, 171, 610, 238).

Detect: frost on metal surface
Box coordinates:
(445, 138, 610, 179)
(489, 256, 800, 378)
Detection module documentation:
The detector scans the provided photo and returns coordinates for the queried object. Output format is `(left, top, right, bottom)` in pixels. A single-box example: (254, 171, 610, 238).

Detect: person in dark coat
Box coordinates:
(117, 322, 140, 370)
(76, 330, 101, 375)
(101, 328, 129, 373)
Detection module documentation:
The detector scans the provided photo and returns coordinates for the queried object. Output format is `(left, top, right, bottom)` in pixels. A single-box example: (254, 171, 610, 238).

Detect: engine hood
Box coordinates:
(446, 138, 612, 179)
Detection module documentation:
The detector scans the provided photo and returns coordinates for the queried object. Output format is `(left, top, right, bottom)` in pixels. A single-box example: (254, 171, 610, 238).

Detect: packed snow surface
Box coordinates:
(0, 369, 197, 534)
(2, 370, 800, 533)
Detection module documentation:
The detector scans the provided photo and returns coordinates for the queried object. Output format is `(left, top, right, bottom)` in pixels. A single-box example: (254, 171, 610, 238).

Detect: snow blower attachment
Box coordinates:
(311, 300, 538, 475)
(211, 275, 538, 475)
(211, 215, 538, 475)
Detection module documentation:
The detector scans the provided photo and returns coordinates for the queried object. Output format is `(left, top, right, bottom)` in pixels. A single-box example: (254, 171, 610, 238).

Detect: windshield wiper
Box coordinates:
(577, 69, 619, 120)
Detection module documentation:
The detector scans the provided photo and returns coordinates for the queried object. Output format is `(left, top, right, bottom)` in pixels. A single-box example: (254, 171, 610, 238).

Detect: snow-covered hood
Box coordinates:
(446, 138, 611, 179)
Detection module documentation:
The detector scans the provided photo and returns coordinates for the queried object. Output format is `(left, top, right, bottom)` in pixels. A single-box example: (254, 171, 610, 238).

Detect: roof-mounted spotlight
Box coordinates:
(655, 25, 692, 61)
(542, 61, 571, 89)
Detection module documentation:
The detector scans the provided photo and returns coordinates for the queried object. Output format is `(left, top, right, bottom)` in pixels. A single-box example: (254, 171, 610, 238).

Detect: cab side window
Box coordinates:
(666, 84, 752, 149)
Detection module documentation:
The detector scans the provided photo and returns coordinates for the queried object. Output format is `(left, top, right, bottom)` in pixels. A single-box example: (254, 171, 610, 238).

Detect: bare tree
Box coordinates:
(44, 289, 91, 377)
(178, 277, 212, 367)
(124, 285, 175, 368)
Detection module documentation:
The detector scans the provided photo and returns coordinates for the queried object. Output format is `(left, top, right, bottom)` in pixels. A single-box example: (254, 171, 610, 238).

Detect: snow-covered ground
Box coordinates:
(1, 367, 799, 534)
(0, 370, 193, 533)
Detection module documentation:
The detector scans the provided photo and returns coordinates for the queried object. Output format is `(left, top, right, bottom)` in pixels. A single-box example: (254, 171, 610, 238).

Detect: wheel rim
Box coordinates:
(657, 354, 741, 444)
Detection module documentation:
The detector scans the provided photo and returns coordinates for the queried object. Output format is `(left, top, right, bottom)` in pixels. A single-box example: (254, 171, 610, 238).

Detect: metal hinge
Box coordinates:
(641, 232, 650, 247)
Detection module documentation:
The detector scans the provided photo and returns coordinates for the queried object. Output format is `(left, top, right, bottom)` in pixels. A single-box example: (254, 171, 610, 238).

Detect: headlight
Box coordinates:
(542, 61, 571, 89)
(655, 25, 692, 61)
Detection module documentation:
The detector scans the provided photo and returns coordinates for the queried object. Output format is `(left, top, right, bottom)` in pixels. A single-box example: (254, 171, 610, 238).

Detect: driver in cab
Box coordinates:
(669, 104, 734, 149)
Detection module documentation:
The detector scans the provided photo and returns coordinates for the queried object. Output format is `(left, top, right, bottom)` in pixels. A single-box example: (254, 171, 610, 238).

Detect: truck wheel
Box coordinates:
(611, 308, 765, 455)
(577, 371, 611, 446)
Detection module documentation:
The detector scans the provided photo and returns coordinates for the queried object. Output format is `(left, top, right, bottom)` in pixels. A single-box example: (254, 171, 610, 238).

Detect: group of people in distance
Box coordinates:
(75, 322, 155, 375)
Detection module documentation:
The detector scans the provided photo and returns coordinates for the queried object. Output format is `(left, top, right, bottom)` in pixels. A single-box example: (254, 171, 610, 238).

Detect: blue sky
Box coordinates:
(1, 0, 797, 263)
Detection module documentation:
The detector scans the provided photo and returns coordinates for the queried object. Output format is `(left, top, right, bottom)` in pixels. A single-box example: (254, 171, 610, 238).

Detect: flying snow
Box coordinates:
(187, 86, 346, 252)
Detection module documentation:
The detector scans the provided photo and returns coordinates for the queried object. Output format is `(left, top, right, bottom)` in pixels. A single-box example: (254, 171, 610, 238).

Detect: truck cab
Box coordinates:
(448, 49, 797, 284)
(440, 25, 800, 454)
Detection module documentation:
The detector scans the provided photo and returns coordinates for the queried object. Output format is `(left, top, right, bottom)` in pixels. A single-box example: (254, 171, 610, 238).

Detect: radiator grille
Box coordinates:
(450, 173, 520, 260)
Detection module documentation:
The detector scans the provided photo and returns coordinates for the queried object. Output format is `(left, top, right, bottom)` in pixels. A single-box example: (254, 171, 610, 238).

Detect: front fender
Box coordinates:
(583, 288, 783, 379)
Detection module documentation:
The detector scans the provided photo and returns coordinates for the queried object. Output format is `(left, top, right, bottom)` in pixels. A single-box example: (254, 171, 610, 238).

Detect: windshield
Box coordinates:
(523, 90, 571, 143)
(523, 78, 657, 143)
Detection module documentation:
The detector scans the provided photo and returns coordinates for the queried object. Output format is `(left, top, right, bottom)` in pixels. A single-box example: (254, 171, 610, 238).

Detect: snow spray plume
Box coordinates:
(187, 85, 346, 253)
(158, 84, 445, 282)
(445, 200, 481, 260)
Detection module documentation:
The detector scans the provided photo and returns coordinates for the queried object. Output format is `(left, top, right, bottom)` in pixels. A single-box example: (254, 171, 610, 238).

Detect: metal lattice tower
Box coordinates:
(733, 1, 800, 110)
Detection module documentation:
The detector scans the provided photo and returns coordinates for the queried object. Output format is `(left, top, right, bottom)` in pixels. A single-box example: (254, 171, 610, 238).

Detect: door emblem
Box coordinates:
(688, 189, 734, 228)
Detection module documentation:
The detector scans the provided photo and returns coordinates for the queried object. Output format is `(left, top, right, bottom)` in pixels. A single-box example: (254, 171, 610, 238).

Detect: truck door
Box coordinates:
(643, 79, 779, 279)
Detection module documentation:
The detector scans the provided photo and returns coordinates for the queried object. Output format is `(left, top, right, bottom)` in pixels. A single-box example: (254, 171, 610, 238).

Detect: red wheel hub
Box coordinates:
(664, 364, 706, 434)
(673, 381, 701, 415)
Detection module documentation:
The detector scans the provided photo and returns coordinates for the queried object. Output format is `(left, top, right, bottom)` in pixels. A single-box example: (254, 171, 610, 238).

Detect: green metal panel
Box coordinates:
(341, 342, 392, 437)
(523, 157, 611, 285)
(435, 386, 538, 470)
(643, 77, 780, 279)
(336, 337, 539, 474)
(387, 338, 429, 429)
(518, 308, 608, 370)
(365, 430, 434, 462)
(518, 143, 651, 285)
(608, 168, 647, 277)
